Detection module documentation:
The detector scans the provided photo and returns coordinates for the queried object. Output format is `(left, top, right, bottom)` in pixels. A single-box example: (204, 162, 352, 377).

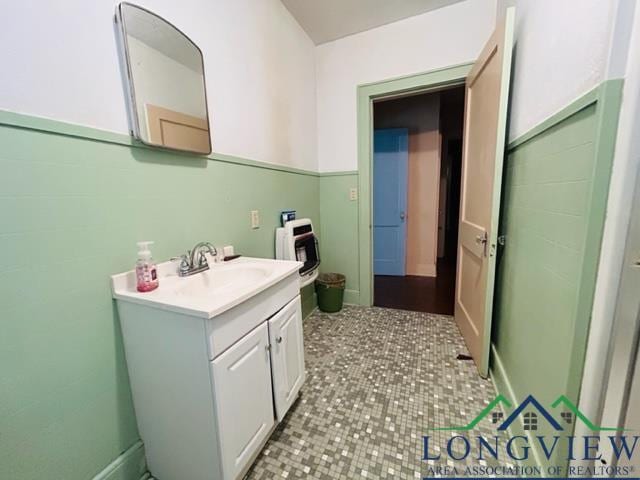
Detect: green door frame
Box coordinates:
(357, 63, 473, 306)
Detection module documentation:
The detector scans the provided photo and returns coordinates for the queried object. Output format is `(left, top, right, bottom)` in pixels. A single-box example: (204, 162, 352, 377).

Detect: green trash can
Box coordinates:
(316, 273, 346, 313)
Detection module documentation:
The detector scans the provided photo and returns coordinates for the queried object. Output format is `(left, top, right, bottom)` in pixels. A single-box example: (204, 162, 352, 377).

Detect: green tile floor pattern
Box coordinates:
(245, 306, 516, 479)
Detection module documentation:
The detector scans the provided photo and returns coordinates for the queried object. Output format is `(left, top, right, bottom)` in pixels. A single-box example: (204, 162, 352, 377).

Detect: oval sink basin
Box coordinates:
(175, 263, 272, 298)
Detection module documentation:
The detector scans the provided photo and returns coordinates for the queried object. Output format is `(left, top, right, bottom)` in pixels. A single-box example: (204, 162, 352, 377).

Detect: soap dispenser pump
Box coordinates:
(135, 241, 159, 292)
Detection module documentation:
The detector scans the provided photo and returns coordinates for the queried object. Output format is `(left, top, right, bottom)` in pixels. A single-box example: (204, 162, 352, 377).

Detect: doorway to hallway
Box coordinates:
(360, 9, 515, 376)
(372, 87, 465, 315)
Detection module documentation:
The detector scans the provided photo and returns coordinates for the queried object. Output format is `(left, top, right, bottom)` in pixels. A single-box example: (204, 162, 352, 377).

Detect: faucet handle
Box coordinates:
(171, 254, 191, 276)
(197, 250, 210, 267)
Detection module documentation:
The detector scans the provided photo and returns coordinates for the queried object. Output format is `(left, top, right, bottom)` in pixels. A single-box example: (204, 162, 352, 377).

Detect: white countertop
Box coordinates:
(111, 256, 302, 319)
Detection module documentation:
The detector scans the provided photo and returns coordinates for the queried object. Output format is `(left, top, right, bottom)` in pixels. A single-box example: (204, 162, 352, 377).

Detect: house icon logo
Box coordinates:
(423, 394, 636, 474)
(497, 395, 563, 431)
(432, 394, 625, 432)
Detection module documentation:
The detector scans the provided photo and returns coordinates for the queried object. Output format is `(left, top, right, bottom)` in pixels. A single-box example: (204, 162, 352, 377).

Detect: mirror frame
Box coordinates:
(115, 2, 212, 155)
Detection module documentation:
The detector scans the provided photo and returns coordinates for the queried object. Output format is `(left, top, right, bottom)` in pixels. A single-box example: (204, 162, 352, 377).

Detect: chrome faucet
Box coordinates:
(175, 242, 218, 277)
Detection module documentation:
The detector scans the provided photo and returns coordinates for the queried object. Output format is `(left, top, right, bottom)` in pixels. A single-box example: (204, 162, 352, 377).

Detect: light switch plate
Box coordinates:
(349, 187, 358, 201)
(251, 210, 260, 229)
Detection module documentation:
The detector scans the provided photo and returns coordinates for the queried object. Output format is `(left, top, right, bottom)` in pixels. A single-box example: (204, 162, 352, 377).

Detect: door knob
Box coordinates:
(475, 232, 489, 257)
(276, 336, 283, 343)
(400, 212, 406, 221)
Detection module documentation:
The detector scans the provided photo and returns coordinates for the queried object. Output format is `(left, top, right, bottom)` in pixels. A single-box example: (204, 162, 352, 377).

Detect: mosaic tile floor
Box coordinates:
(245, 306, 516, 479)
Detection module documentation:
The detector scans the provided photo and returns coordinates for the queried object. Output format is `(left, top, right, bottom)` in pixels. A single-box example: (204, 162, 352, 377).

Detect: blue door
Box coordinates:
(373, 128, 408, 276)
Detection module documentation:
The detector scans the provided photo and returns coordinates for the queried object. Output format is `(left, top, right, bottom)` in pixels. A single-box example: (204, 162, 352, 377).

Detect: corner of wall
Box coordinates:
(318, 173, 361, 300)
(578, 0, 640, 442)
(92, 442, 147, 480)
(343, 289, 361, 305)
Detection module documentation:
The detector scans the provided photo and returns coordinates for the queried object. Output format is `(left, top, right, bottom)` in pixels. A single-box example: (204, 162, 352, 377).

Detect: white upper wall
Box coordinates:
(1, 0, 625, 172)
(0, 0, 318, 170)
(498, 0, 619, 141)
(315, 0, 497, 172)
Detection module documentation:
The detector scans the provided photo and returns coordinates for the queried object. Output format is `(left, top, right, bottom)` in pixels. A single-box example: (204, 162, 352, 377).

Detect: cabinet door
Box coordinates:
(211, 323, 274, 479)
(268, 296, 306, 421)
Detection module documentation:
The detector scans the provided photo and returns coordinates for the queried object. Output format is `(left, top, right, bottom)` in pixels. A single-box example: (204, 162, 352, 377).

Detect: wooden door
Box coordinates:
(146, 103, 211, 153)
(211, 323, 274, 479)
(373, 128, 409, 276)
(268, 296, 306, 421)
(455, 7, 515, 377)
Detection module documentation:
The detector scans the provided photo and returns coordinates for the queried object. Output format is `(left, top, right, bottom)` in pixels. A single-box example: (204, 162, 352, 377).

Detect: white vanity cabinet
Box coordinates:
(112, 258, 305, 480)
(212, 296, 305, 478)
(268, 297, 306, 421)
(212, 323, 275, 479)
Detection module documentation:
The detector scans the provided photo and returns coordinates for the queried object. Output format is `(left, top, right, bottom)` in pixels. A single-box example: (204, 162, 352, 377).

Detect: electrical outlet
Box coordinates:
(349, 187, 358, 201)
(250, 210, 260, 229)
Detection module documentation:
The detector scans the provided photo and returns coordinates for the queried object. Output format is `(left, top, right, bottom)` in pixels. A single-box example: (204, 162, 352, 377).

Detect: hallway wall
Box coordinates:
(374, 94, 441, 277)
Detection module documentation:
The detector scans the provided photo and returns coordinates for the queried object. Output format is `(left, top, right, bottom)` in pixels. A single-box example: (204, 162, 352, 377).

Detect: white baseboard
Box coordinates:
(406, 263, 436, 277)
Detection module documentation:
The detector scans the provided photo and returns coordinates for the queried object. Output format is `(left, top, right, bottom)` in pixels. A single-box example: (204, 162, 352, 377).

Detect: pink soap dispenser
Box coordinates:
(135, 241, 159, 292)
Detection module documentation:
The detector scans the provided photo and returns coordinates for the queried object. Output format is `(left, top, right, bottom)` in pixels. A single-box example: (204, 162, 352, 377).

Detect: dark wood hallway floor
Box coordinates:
(374, 259, 456, 315)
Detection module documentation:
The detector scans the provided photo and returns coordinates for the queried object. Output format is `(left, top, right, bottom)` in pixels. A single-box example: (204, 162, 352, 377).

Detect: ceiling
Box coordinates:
(280, 0, 464, 45)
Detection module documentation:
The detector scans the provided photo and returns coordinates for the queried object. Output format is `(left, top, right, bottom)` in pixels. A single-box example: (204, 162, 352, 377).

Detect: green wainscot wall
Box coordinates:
(0, 111, 320, 480)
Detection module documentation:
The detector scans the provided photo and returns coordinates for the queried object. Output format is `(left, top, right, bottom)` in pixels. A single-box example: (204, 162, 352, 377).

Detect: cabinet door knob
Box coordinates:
(276, 336, 283, 344)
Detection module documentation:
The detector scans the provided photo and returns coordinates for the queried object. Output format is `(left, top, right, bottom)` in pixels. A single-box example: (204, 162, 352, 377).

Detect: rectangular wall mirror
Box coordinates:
(116, 2, 212, 154)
